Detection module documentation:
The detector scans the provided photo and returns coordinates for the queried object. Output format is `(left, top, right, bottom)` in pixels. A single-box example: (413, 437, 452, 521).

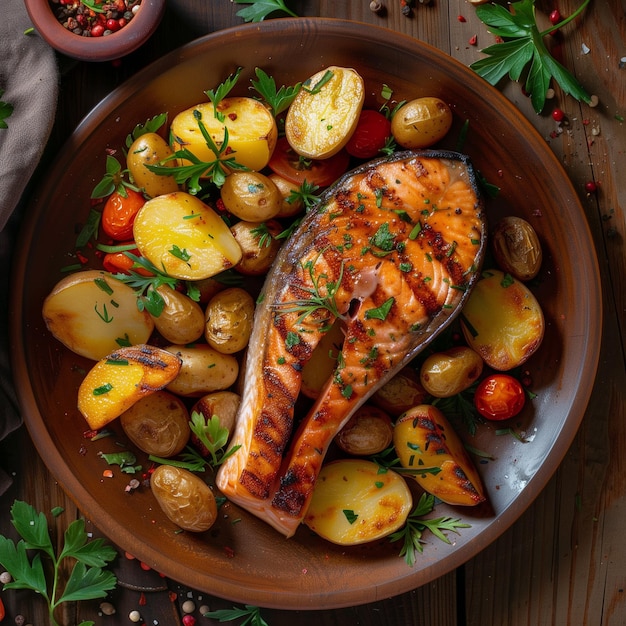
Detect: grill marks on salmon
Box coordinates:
(216, 151, 487, 537)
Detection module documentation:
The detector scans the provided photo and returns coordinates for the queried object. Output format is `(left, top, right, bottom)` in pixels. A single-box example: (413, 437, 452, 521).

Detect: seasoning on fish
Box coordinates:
(216, 150, 487, 537)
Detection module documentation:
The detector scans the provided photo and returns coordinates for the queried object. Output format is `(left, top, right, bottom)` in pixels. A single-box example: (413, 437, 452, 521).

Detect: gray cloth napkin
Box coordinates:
(1, 0, 59, 490)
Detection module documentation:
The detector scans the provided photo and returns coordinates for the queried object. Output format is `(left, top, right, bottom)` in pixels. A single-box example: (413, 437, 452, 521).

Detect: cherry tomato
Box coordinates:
(101, 189, 145, 241)
(474, 374, 526, 421)
(345, 109, 391, 159)
(102, 243, 152, 276)
(267, 137, 350, 187)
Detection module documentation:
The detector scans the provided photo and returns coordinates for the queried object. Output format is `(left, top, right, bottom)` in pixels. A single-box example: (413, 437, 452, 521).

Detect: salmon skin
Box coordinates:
(216, 150, 487, 537)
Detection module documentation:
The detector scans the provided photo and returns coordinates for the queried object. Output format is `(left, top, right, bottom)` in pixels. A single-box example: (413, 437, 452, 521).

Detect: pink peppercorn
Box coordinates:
(182, 616, 196, 626)
(549, 9, 562, 24)
(584, 181, 597, 193)
(551, 108, 565, 122)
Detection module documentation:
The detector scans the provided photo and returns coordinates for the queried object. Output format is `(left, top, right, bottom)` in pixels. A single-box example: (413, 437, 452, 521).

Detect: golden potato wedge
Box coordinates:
(133, 191, 242, 281)
(171, 97, 278, 172)
(77, 345, 182, 431)
(285, 66, 365, 159)
(393, 404, 486, 506)
(304, 459, 412, 546)
(460, 269, 545, 371)
(42, 270, 154, 361)
(127, 132, 179, 198)
(120, 390, 190, 457)
(164, 344, 239, 397)
(151, 285, 205, 345)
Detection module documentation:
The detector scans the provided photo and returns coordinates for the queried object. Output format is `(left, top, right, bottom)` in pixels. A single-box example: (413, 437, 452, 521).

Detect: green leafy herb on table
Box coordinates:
(470, 0, 592, 113)
(0, 89, 14, 130)
(205, 604, 269, 626)
(233, 0, 297, 22)
(388, 493, 471, 567)
(0, 501, 117, 626)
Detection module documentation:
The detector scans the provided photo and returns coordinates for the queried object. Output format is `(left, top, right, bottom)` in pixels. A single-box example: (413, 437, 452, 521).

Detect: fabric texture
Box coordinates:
(0, 0, 59, 490)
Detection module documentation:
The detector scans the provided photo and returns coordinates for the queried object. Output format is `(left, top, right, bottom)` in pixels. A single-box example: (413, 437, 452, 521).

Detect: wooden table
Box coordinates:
(1, 0, 624, 623)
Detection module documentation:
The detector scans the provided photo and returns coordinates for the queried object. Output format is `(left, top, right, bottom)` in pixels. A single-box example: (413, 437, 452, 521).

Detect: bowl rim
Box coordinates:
(11, 17, 603, 609)
(24, 0, 165, 61)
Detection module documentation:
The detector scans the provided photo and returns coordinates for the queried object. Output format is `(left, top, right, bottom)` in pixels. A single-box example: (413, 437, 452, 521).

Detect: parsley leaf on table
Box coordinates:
(233, 0, 298, 23)
(470, 0, 591, 113)
(0, 89, 14, 129)
(0, 501, 117, 626)
(204, 604, 269, 626)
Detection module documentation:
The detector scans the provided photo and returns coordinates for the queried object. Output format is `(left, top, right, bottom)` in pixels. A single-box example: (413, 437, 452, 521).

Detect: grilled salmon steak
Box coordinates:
(216, 150, 487, 537)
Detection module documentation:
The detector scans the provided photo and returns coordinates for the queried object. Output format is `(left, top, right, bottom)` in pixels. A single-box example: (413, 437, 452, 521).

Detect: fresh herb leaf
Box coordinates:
(364, 297, 395, 321)
(91, 155, 141, 199)
(0, 89, 14, 130)
(470, 0, 591, 113)
(388, 493, 471, 567)
(204, 604, 269, 626)
(124, 113, 168, 149)
(286, 179, 321, 212)
(0, 501, 117, 626)
(250, 67, 302, 116)
(233, 0, 297, 22)
(205, 67, 243, 121)
(189, 412, 241, 468)
(303, 69, 334, 94)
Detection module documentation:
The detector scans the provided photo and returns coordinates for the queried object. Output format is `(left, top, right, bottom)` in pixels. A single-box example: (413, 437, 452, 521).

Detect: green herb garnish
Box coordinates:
(205, 68, 242, 121)
(250, 67, 302, 116)
(233, 0, 297, 22)
(204, 604, 269, 626)
(0, 89, 14, 130)
(0, 501, 117, 626)
(470, 0, 592, 113)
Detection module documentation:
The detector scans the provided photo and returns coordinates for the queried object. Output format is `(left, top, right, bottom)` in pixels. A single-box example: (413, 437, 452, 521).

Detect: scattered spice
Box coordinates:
(49, 0, 143, 37)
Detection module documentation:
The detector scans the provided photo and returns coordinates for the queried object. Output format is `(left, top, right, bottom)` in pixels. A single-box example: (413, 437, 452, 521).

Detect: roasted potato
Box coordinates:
(191, 391, 241, 441)
(393, 404, 486, 506)
(171, 97, 278, 171)
(164, 344, 239, 396)
(285, 66, 365, 159)
(42, 270, 154, 361)
(151, 285, 205, 345)
(127, 132, 179, 198)
(300, 320, 345, 399)
(391, 97, 453, 149)
(268, 173, 304, 218)
(133, 191, 242, 281)
(419, 346, 483, 398)
(77, 345, 182, 431)
(204, 287, 255, 354)
(371, 366, 430, 417)
(334, 405, 393, 456)
(460, 269, 545, 371)
(491, 216, 543, 281)
(220, 171, 282, 222)
(151, 465, 217, 532)
(304, 459, 412, 545)
(120, 390, 190, 457)
(230, 219, 283, 276)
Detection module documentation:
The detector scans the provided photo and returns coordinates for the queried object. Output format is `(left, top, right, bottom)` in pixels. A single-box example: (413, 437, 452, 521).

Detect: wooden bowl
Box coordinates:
(24, 0, 165, 62)
(11, 19, 601, 609)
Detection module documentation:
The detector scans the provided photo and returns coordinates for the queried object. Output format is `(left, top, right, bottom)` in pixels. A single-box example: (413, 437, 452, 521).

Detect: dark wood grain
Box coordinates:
(1, 0, 625, 624)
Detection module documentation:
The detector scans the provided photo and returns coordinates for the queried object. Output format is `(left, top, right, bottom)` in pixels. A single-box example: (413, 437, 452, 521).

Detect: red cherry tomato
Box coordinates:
(101, 189, 145, 241)
(267, 137, 350, 187)
(345, 109, 391, 159)
(474, 374, 526, 421)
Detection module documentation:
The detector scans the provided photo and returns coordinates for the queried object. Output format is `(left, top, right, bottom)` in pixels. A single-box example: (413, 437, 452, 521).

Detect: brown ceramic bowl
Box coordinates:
(24, 0, 164, 62)
(11, 19, 601, 609)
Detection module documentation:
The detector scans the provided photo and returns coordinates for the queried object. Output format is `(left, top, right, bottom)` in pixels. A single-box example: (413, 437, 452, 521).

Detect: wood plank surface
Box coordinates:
(1, 1, 624, 624)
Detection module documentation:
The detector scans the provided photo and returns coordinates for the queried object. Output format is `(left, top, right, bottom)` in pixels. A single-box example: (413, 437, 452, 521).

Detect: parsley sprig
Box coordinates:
(0, 501, 117, 626)
(470, 0, 592, 113)
(250, 67, 302, 116)
(205, 604, 269, 626)
(233, 0, 297, 22)
(205, 68, 242, 121)
(0, 89, 14, 130)
(389, 494, 471, 567)
(91, 154, 141, 199)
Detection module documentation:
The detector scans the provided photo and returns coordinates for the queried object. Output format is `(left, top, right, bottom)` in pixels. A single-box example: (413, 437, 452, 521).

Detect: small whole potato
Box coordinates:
(268, 173, 304, 218)
(165, 344, 239, 396)
(220, 171, 282, 222)
(491, 216, 543, 281)
(335, 405, 393, 456)
(120, 390, 190, 457)
(370, 366, 430, 416)
(230, 219, 283, 276)
(191, 391, 241, 439)
(127, 132, 179, 198)
(391, 97, 453, 149)
(204, 287, 255, 354)
(152, 285, 205, 345)
(419, 346, 484, 398)
(150, 465, 217, 532)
